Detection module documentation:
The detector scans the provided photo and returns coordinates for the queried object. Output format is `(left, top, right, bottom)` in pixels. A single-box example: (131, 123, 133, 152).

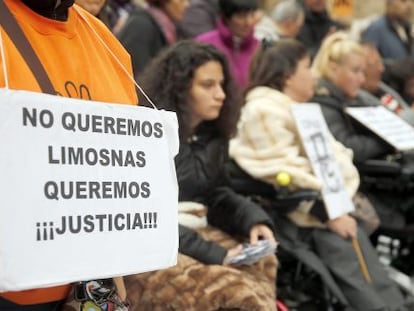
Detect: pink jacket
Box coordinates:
(196, 19, 259, 88)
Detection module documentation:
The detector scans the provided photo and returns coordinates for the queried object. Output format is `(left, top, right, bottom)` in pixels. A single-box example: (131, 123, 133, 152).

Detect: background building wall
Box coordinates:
(262, 0, 385, 20)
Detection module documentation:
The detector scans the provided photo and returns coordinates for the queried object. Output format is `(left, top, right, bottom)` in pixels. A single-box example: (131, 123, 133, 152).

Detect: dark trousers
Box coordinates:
(273, 215, 407, 311)
(0, 297, 64, 311)
(312, 227, 405, 311)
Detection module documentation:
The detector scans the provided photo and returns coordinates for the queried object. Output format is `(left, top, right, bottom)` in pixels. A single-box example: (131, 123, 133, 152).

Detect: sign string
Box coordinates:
(76, 6, 159, 111)
(0, 28, 9, 90)
(0, 5, 160, 111)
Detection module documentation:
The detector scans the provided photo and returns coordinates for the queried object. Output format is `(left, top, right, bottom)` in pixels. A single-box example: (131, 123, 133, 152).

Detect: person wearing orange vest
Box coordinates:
(0, 0, 137, 309)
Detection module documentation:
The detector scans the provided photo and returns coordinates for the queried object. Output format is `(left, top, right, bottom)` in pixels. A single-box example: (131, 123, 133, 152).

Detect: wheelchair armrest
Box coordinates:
(274, 190, 320, 207)
(357, 159, 401, 176)
(227, 160, 320, 214)
(401, 162, 414, 177)
(357, 158, 414, 191)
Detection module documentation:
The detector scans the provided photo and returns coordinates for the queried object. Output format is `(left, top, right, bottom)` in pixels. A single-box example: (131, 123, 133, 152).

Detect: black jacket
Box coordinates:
(176, 0, 218, 39)
(297, 8, 343, 58)
(117, 8, 167, 77)
(177, 131, 274, 264)
(311, 79, 393, 164)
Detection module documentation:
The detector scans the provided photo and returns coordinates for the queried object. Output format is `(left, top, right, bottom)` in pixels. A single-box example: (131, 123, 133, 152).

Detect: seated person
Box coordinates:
(386, 57, 414, 109)
(360, 41, 414, 126)
(229, 39, 408, 311)
(312, 32, 393, 164)
(75, 0, 111, 26)
(311, 32, 414, 229)
(297, 0, 344, 58)
(117, 0, 190, 77)
(254, 0, 304, 42)
(361, 0, 414, 66)
(124, 41, 277, 310)
(107, 0, 137, 34)
(196, 0, 259, 89)
(177, 0, 219, 39)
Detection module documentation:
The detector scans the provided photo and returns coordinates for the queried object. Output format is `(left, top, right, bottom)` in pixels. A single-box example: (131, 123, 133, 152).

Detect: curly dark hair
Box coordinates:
(248, 39, 308, 92)
(139, 40, 241, 141)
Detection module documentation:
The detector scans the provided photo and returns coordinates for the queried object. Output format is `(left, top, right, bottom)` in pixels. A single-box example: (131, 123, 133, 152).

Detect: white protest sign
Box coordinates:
(346, 106, 414, 151)
(291, 103, 354, 219)
(0, 89, 179, 292)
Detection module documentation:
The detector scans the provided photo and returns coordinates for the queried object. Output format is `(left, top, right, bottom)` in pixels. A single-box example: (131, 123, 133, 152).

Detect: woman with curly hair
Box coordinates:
(124, 41, 277, 310)
(117, 0, 189, 76)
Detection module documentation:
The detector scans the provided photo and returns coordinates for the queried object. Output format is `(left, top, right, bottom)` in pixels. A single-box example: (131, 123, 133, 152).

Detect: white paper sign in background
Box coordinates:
(0, 89, 179, 292)
(291, 103, 354, 219)
(346, 106, 414, 151)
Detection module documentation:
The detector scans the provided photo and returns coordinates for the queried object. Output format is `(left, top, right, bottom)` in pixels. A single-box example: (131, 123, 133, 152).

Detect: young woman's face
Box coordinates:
(284, 56, 315, 102)
(330, 53, 366, 98)
(163, 0, 189, 22)
(75, 0, 106, 16)
(188, 61, 226, 129)
(226, 10, 257, 38)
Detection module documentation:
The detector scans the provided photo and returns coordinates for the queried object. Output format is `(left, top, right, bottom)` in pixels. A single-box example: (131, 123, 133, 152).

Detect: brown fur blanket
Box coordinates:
(62, 226, 277, 311)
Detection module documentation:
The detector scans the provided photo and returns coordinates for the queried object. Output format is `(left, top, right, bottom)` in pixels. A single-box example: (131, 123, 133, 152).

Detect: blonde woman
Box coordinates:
(311, 32, 393, 164)
(311, 32, 414, 233)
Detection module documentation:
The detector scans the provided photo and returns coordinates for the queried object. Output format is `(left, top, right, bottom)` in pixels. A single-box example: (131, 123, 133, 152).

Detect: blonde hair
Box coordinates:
(312, 31, 365, 80)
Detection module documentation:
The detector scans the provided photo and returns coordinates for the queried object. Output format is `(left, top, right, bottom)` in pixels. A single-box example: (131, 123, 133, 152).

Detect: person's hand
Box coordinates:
(113, 277, 127, 301)
(249, 224, 275, 246)
(223, 244, 243, 265)
(327, 214, 357, 239)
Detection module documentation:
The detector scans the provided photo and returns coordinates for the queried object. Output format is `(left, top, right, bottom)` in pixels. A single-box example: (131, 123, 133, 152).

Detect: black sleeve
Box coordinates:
(176, 140, 274, 239)
(317, 97, 392, 163)
(174, 143, 206, 201)
(177, 1, 217, 39)
(117, 11, 165, 76)
(297, 27, 320, 59)
(178, 224, 227, 264)
(206, 186, 275, 237)
(297, 17, 344, 59)
(205, 142, 274, 237)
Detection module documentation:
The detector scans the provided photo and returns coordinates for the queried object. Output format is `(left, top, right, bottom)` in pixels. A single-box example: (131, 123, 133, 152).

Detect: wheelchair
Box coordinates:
(226, 160, 349, 310)
(356, 151, 414, 277)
